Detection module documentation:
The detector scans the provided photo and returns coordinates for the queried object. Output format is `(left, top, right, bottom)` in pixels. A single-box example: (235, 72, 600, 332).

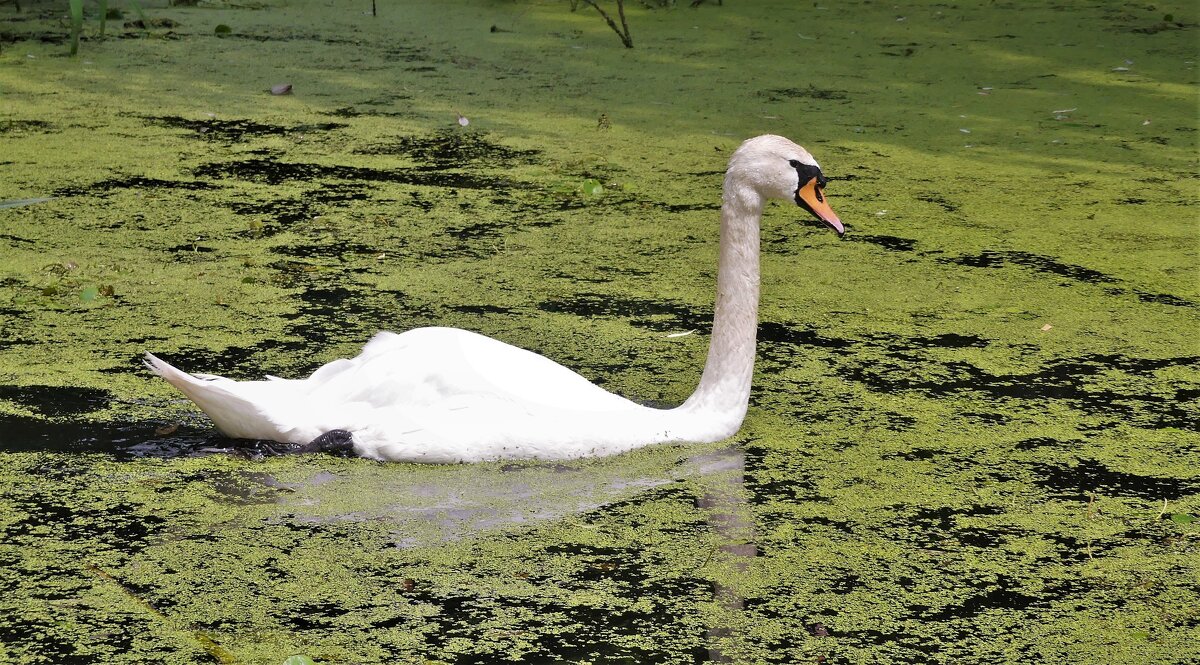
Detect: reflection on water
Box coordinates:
(202, 444, 750, 552)
(694, 447, 756, 663)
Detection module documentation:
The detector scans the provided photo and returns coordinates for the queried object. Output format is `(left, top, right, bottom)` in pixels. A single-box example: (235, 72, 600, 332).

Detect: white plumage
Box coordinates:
(146, 135, 843, 462)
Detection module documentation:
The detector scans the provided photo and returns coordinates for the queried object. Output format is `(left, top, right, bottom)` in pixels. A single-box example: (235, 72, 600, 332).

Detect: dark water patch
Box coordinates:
(898, 332, 990, 350)
(54, 175, 218, 198)
(953, 527, 1011, 548)
(3, 474, 169, 554)
(271, 240, 385, 263)
(0, 233, 36, 245)
(758, 321, 854, 351)
(760, 86, 850, 101)
(0, 384, 112, 418)
(746, 471, 822, 506)
(889, 504, 1007, 550)
(1014, 437, 1078, 450)
(849, 234, 919, 252)
(142, 115, 347, 142)
(0, 413, 264, 458)
(657, 202, 721, 213)
(882, 411, 918, 431)
(922, 578, 1037, 620)
(280, 602, 343, 631)
(830, 572, 863, 594)
(796, 515, 855, 534)
(744, 446, 829, 510)
(960, 411, 1011, 425)
(911, 504, 1005, 529)
(943, 249, 1118, 284)
(230, 182, 371, 238)
(537, 293, 712, 333)
(1134, 290, 1196, 307)
(915, 193, 959, 212)
(451, 304, 518, 315)
(400, 534, 703, 664)
(150, 341, 286, 378)
(353, 129, 540, 168)
(851, 628, 942, 658)
(382, 45, 431, 62)
(1038, 533, 1116, 564)
(166, 242, 217, 255)
(446, 220, 506, 240)
(838, 351, 1200, 431)
(882, 447, 945, 461)
(0, 617, 84, 665)
(1032, 458, 1198, 501)
(193, 157, 519, 190)
(0, 119, 56, 133)
(231, 197, 314, 229)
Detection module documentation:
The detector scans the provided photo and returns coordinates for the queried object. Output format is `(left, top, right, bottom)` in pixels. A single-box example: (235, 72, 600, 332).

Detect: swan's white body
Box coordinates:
(146, 135, 844, 463)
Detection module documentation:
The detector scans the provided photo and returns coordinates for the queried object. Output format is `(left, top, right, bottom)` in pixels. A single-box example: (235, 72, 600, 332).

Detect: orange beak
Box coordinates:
(796, 177, 844, 237)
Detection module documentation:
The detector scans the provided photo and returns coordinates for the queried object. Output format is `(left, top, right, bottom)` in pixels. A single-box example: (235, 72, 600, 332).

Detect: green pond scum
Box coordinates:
(0, 0, 1197, 662)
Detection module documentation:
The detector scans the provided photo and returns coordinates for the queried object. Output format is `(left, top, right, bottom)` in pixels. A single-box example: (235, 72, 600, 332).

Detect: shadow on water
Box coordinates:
(0, 412, 288, 459)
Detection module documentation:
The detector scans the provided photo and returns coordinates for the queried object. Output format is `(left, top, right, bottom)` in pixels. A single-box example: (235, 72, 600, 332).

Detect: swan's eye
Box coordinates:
(790, 160, 825, 188)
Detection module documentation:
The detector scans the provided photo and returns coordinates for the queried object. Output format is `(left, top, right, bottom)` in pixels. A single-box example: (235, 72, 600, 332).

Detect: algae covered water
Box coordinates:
(1, 1, 1197, 662)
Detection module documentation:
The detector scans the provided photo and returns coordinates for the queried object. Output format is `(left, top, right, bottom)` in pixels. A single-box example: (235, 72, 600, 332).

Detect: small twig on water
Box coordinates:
(84, 563, 240, 664)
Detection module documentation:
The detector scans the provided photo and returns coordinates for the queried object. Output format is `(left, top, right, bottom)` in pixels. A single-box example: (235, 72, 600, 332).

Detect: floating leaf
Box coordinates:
(80, 286, 99, 302)
(282, 656, 316, 665)
(580, 178, 604, 196)
(270, 83, 293, 95)
(1170, 513, 1196, 524)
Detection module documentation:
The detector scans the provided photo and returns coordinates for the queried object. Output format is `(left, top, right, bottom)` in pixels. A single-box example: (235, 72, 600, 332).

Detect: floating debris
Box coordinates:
(270, 83, 293, 95)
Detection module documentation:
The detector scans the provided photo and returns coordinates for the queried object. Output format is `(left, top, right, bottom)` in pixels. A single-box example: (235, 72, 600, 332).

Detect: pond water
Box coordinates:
(1, 0, 1197, 663)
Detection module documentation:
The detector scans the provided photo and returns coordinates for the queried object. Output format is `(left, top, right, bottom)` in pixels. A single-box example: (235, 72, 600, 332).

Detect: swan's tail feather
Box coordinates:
(144, 353, 285, 441)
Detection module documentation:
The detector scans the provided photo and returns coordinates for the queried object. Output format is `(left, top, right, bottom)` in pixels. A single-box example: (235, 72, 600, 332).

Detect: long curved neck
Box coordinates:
(678, 176, 763, 434)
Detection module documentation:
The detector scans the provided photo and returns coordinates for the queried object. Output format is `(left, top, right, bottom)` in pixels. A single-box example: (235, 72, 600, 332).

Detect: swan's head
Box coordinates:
(729, 134, 844, 237)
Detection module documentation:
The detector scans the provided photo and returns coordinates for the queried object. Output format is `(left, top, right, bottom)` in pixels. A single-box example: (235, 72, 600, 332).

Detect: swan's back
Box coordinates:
(307, 328, 639, 414)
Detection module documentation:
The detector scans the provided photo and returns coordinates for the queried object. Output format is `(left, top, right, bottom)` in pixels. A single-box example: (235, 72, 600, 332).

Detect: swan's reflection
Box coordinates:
(208, 445, 741, 549)
(206, 444, 758, 660)
(692, 446, 755, 663)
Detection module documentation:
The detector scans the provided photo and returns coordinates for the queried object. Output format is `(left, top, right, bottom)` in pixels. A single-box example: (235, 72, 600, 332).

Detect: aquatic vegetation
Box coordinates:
(0, 0, 1196, 662)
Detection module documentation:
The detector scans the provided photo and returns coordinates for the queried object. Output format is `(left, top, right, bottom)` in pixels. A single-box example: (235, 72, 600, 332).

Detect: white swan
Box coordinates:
(146, 135, 843, 463)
